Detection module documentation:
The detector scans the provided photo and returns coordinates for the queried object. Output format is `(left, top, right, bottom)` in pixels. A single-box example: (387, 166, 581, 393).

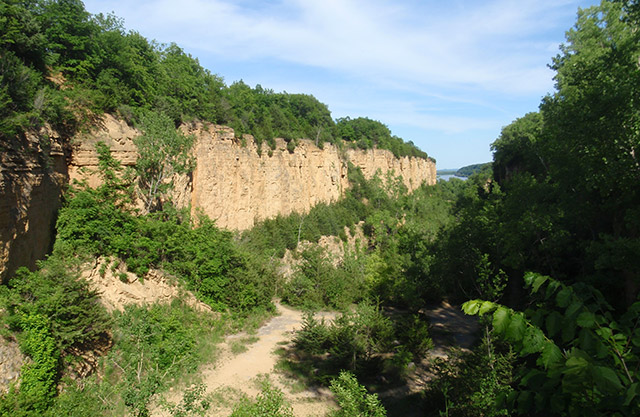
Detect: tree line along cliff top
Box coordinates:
(0, 0, 430, 160)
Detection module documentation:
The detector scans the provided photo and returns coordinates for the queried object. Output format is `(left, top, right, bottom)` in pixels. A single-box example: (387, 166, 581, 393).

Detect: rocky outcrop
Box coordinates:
(0, 129, 67, 283)
(68, 115, 139, 186)
(67, 116, 435, 231)
(0, 336, 24, 393)
(1, 115, 435, 279)
(179, 121, 436, 230)
(82, 257, 212, 313)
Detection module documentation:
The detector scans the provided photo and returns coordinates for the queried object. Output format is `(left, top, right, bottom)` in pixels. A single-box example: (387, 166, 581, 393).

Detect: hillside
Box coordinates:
(0, 0, 434, 281)
(3, 1, 639, 417)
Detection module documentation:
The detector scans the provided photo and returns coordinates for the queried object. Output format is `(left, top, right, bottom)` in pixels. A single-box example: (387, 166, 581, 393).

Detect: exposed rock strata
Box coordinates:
(0, 128, 67, 283)
(68, 115, 139, 187)
(179, 121, 436, 230)
(1, 115, 435, 279)
(68, 116, 435, 230)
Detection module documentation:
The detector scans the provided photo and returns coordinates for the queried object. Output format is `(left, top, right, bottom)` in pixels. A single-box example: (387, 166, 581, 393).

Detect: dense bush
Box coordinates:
(293, 302, 394, 373)
(427, 338, 514, 417)
(335, 117, 429, 159)
(329, 371, 387, 417)
(230, 380, 294, 417)
(0, 249, 110, 416)
(282, 246, 367, 310)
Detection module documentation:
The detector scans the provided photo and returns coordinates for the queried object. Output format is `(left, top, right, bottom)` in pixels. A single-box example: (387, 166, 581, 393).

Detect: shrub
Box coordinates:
(294, 313, 330, 355)
(329, 371, 386, 417)
(16, 314, 60, 413)
(328, 302, 394, 371)
(230, 380, 294, 417)
(2, 260, 110, 355)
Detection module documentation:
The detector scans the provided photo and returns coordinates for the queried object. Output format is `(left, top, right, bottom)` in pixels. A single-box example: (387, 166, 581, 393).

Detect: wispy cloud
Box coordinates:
(89, 0, 583, 95)
(83, 0, 597, 167)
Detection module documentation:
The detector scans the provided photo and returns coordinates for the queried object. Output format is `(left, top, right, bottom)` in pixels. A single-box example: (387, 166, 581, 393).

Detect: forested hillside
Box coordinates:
(0, 0, 427, 158)
(1, 0, 640, 417)
(455, 162, 491, 177)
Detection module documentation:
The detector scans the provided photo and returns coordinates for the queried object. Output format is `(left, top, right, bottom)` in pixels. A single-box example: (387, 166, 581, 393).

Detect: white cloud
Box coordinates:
(85, 0, 587, 96)
(82, 0, 598, 167)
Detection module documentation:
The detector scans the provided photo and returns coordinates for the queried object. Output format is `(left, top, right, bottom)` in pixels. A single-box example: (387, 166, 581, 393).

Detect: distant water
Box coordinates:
(437, 174, 467, 181)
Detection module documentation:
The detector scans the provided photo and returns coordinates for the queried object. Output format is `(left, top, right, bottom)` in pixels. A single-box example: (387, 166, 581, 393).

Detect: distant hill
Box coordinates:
(436, 169, 458, 175)
(455, 162, 492, 177)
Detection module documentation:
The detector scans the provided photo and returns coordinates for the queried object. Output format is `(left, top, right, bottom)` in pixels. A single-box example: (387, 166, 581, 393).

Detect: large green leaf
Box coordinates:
(521, 326, 546, 355)
(506, 313, 526, 342)
(591, 365, 623, 394)
(576, 311, 596, 328)
(556, 287, 572, 308)
(493, 306, 511, 335)
(530, 274, 549, 294)
(545, 311, 563, 337)
(538, 342, 563, 369)
(462, 300, 481, 315)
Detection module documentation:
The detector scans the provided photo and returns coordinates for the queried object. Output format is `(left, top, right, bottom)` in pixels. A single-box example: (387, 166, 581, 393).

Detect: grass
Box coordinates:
(230, 336, 260, 355)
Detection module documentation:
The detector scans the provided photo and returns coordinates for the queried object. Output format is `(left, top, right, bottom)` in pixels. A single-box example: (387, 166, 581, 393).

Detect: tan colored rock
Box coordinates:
(0, 127, 67, 283)
(0, 336, 25, 394)
(68, 113, 139, 187)
(82, 257, 212, 314)
(180, 121, 436, 230)
(0, 114, 435, 279)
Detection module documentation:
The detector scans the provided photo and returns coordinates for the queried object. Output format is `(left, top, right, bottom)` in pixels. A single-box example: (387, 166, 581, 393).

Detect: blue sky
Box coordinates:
(83, 0, 601, 169)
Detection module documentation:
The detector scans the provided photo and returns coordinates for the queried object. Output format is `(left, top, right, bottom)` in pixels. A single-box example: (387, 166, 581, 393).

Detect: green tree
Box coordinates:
(539, 0, 640, 304)
(464, 272, 640, 416)
(491, 112, 545, 185)
(134, 111, 195, 212)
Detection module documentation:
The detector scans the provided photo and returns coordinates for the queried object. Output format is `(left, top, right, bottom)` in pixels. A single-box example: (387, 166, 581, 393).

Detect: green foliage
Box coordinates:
(328, 303, 394, 372)
(427, 338, 515, 417)
(133, 110, 195, 212)
(163, 383, 210, 417)
(2, 262, 110, 355)
(394, 314, 433, 360)
(329, 371, 387, 417)
(16, 314, 60, 413)
(282, 246, 367, 310)
(230, 380, 294, 417)
(463, 273, 640, 416)
(335, 117, 428, 159)
(490, 112, 545, 185)
(110, 302, 220, 417)
(294, 312, 331, 355)
(454, 162, 492, 178)
(292, 302, 395, 375)
(479, 1, 640, 309)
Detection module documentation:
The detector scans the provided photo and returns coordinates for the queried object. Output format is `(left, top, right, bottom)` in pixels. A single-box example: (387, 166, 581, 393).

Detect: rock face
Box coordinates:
(178, 121, 436, 230)
(0, 129, 67, 283)
(68, 114, 140, 186)
(0, 336, 24, 393)
(68, 117, 435, 230)
(1, 115, 436, 279)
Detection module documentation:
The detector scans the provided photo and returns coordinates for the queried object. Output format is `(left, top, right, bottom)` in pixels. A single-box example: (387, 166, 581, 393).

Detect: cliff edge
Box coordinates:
(1, 115, 436, 280)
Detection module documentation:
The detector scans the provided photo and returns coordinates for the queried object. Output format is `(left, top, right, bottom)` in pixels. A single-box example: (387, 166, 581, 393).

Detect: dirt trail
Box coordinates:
(155, 303, 336, 417)
(154, 302, 476, 417)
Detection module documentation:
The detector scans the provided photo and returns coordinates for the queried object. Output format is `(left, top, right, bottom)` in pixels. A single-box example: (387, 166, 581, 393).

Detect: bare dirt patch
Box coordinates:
(154, 303, 337, 417)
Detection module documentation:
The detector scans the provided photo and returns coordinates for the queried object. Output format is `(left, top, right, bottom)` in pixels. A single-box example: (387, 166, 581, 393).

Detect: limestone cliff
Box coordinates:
(1, 114, 435, 279)
(0, 129, 67, 283)
(68, 116, 435, 230)
(175, 121, 436, 229)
